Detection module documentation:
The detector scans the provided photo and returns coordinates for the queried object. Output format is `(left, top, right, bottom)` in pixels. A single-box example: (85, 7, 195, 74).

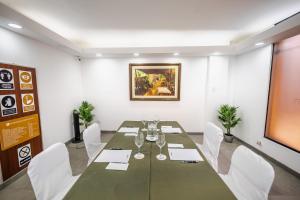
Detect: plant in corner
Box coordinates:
(74, 101, 95, 129)
(217, 104, 241, 143)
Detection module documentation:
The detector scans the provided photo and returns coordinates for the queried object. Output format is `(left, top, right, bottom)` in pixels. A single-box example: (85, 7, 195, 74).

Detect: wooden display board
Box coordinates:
(0, 63, 42, 181)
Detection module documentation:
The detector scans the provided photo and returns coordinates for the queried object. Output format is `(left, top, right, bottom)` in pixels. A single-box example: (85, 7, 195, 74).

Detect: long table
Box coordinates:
(64, 121, 236, 200)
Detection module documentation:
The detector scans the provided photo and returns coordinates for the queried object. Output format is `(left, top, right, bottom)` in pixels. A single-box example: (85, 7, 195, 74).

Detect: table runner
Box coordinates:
(64, 121, 235, 200)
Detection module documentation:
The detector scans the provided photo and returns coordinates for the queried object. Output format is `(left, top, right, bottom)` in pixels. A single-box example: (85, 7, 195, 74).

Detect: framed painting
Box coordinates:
(129, 63, 181, 101)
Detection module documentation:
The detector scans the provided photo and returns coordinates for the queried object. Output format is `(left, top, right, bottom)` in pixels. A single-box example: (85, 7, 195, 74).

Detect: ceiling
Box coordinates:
(0, 0, 300, 49)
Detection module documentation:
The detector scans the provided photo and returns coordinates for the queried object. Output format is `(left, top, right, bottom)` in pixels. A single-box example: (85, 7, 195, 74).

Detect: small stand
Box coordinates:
(72, 111, 82, 143)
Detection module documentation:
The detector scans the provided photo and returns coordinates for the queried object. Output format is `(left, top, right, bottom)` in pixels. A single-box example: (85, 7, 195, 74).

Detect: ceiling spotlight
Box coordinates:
(173, 52, 180, 56)
(96, 53, 102, 57)
(255, 42, 265, 46)
(212, 52, 221, 55)
(133, 53, 140, 57)
(8, 23, 22, 29)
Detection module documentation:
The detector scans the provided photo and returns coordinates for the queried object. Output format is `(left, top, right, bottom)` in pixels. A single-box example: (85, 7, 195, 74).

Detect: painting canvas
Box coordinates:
(130, 63, 181, 101)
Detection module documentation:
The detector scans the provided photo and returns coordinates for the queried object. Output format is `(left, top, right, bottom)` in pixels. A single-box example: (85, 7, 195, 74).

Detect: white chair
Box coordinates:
(219, 145, 275, 200)
(27, 143, 80, 200)
(197, 122, 223, 172)
(83, 122, 106, 165)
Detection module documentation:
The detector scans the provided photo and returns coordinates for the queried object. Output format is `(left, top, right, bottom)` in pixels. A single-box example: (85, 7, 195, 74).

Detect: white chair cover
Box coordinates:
(83, 122, 106, 165)
(27, 143, 80, 200)
(197, 122, 223, 171)
(220, 145, 275, 200)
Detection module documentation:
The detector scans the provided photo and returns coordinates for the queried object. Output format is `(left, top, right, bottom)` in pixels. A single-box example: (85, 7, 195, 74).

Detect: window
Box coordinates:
(265, 34, 300, 152)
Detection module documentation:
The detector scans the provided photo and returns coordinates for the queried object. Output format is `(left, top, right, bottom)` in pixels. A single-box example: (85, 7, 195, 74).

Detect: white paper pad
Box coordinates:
(124, 133, 138, 136)
(94, 150, 132, 163)
(168, 149, 203, 161)
(168, 143, 184, 148)
(161, 126, 172, 129)
(118, 127, 139, 133)
(161, 127, 182, 134)
(106, 163, 129, 171)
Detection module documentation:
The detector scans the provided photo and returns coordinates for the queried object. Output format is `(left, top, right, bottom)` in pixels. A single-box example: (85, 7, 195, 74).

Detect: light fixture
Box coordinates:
(8, 23, 22, 29)
(173, 52, 180, 56)
(255, 42, 265, 46)
(96, 53, 102, 57)
(212, 52, 221, 55)
(133, 53, 140, 57)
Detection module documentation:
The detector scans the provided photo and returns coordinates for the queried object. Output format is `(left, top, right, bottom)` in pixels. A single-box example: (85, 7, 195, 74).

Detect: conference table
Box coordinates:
(64, 121, 235, 200)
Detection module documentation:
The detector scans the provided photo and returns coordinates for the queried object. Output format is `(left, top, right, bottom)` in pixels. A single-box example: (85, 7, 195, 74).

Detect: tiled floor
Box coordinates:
(0, 133, 299, 200)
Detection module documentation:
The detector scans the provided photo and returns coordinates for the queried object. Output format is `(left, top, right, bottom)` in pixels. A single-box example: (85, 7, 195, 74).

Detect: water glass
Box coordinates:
(141, 120, 147, 131)
(134, 132, 145, 159)
(156, 134, 166, 160)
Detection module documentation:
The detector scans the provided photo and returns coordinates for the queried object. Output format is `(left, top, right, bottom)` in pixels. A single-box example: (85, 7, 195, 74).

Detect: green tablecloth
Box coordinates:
(64, 121, 236, 200)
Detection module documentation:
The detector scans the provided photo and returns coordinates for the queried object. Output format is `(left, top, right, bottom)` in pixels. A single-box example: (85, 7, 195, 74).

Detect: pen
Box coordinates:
(182, 161, 199, 163)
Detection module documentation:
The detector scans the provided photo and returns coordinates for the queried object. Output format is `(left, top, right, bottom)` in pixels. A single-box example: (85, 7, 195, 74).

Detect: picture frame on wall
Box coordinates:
(129, 63, 181, 101)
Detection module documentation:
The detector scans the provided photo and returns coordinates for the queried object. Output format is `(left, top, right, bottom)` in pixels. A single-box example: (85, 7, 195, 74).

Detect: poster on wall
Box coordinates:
(0, 68, 14, 90)
(0, 114, 40, 151)
(17, 143, 32, 167)
(21, 93, 35, 112)
(19, 70, 33, 90)
(0, 94, 17, 117)
(129, 63, 181, 101)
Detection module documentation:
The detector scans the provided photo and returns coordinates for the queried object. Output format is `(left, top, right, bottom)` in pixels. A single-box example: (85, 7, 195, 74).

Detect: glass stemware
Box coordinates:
(156, 134, 167, 160)
(134, 132, 145, 159)
(141, 120, 147, 131)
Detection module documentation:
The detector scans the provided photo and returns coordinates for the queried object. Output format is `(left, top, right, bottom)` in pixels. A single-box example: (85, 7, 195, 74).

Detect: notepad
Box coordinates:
(161, 127, 182, 134)
(161, 126, 172, 128)
(106, 163, 129, 171)
(94, 150, 132, 163)
(168, 143, 184, 148)
(124, 133, 138, 136)
(118, 127, 139, 133)
(168, 149, 203, 161)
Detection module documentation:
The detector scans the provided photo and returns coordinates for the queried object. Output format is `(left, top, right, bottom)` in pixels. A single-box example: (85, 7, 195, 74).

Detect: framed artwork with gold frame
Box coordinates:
(129, 63, 181, 101)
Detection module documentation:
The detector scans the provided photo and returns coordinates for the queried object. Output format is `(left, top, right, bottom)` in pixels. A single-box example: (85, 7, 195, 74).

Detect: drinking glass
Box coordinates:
(141, 120, 147, 131)
(156, 134, 166, 160)
(134, 132, 145, 159)
(153, 118, 160, 131)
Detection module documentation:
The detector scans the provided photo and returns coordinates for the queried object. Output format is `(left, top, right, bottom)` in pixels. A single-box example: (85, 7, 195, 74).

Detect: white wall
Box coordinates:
(0, 27, 83, 148)
(230, 45, 300, 173)
(82, 57, 210, 132)
(205, 56, 230, 125)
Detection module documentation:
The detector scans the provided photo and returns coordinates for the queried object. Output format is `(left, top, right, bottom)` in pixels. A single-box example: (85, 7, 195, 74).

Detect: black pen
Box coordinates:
(110, 147, 123, 150)
(182, 161, 199, 163)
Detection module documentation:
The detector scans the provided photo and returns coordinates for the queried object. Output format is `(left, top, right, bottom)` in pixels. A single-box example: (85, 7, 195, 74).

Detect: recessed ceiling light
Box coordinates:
(212, 52, 221, 55)
(8, 23, 22, 29)
(255, 42, 265, 46)
(173, 52, 180, 56)
(133, 53, 140, 57)
(96, 53, 102, 57)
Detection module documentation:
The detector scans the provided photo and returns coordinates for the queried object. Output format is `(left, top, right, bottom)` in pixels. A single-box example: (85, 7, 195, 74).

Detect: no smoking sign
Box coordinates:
(17, 143, 32, 167)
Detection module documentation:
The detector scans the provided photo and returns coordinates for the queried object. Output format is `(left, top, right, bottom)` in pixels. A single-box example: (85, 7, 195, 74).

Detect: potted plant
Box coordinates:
(217, 104, 241, 143)
(74, 101, 95, 130)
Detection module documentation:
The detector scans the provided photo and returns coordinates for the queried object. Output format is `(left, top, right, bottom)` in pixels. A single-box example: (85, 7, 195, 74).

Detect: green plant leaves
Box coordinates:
(75, 101, 95, 128)
(217, 104, 241, 135)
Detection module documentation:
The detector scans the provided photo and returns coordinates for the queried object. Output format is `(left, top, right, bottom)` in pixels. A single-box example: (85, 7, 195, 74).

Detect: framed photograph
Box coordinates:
(129, 63, 181, 101)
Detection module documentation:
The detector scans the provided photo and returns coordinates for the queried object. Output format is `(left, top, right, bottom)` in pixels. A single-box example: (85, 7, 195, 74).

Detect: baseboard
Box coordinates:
(0, 167, 27, 190)
(65, 138, 74, 145)
(233, 136, 300, 178)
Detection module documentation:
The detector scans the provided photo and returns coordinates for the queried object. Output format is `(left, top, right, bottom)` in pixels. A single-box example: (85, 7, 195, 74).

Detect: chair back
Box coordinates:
(202, 122, 224, 167)
(229, 145, 275, 200)
(83, 123, 101, 160)
(27, 143, 73, 200)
